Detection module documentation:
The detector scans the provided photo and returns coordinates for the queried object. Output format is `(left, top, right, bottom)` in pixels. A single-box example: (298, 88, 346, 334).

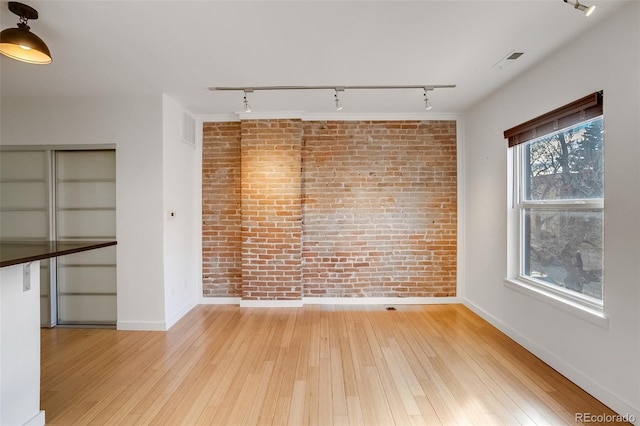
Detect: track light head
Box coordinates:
(334, 89, 343, 111)
(243, 90, 252, 113)
(564, 0, 595, 16)
(423, 89, 433, 111)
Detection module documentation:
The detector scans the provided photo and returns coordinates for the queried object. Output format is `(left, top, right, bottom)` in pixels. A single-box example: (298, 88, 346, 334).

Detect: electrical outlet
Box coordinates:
(23, 263, 31, 292)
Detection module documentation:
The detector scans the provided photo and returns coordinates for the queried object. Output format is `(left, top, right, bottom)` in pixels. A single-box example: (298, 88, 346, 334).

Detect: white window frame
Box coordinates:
(506, 117, 606, 326)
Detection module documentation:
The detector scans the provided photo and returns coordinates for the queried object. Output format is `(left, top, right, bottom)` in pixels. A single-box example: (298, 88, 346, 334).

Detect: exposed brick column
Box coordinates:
(240, 119, 303, 301)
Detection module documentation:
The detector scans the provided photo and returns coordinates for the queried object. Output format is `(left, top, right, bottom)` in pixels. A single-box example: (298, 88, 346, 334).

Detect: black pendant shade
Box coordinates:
(0, 2, 52, 64)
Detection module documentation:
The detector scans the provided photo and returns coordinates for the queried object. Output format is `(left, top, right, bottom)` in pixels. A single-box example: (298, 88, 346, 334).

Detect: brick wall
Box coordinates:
(302, 121, 457, 297)
(202, 119, 457, 300)
(202, 122, 242, 297)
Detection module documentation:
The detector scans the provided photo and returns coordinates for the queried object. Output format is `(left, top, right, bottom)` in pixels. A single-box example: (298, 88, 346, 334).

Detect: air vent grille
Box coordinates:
(183, 112, 196, 147)
(493, 51, 525, 70)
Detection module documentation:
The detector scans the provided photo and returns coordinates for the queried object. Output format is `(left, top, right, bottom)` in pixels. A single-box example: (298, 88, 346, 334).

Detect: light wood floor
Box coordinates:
(41, 304, 623, 425)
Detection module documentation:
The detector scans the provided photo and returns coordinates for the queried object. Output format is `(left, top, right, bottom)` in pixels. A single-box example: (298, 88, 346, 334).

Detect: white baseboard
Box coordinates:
(115, 300, 195, 331)
(199, 296, 242, 305)
(116, 320, 167, 331)
(24, 410, 45, 426)
(303, 296, 460, 305)
(165, 299, 198, 330)
(240, 299, 304, 308)
(463, 299, 640, 425)
(197, 296, 460, 307)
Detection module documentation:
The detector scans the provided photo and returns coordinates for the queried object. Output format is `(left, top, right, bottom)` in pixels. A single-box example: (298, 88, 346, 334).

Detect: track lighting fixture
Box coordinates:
(243, 89, 252, 113)
(0, 2, 52, 64)
(334, 88, 344, 111)
(563, 0, 595, 17)
(211, 85, 456, 112)
(423, 89, 432, 111)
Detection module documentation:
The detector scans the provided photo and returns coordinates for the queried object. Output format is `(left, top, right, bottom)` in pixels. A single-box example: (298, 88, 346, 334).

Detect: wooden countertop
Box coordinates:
(0, 240, 117, 268)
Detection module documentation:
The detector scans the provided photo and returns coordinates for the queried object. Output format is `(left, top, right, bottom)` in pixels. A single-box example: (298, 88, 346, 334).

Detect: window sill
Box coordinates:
(503, 278, 609, 329)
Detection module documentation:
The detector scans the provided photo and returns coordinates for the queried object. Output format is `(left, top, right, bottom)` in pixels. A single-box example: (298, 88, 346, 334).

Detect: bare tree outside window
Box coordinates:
(521, 117, 604, 300)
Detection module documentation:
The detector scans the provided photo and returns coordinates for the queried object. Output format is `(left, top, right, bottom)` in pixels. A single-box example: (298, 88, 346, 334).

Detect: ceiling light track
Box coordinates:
(210, 85, 456, 91)
(209, 85, 456, 112)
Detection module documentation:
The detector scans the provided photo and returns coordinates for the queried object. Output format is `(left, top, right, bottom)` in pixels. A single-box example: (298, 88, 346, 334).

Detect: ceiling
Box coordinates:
(0, 0, 631, 115)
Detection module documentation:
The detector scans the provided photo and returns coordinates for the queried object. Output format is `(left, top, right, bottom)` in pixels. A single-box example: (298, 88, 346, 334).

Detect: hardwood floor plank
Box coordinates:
(318, 346, 334, 426)
(330, 346, 349, 417)
(287, 380, 306, 426)
(39, 304, 628, 425)
(413, 395, 444, 425)
(381, 345, 422, 416)
(303, 366, 320, 426)
(345, 395, 365, 426)
(258, 333, 299, 423)
(364, 366, 397, 426)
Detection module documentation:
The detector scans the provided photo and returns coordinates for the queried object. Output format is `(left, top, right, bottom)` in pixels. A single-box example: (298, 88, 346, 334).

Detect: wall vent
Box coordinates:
(183, 112, 196, 148)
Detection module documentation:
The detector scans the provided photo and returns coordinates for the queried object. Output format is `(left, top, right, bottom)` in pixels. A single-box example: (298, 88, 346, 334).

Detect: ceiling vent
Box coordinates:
(492, 51, 524, 70)
(183, 112, 196, 148)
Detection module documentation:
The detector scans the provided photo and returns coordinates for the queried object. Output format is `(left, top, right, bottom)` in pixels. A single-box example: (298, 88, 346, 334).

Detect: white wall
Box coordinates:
(0, 95, 168, 330)
(161, 94, 198, 328)
(1, 262, 44, 426)
(463, 1, 640, 420)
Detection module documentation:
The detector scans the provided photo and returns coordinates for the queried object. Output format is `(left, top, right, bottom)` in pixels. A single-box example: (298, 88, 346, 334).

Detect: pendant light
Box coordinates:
(0, 2, 52, 64)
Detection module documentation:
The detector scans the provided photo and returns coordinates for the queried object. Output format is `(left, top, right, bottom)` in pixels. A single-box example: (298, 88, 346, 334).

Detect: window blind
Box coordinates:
(504, 91, 603, 147)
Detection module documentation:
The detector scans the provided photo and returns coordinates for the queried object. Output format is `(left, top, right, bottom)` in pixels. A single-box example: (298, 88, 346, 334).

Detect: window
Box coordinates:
(505, 92, 604, 313)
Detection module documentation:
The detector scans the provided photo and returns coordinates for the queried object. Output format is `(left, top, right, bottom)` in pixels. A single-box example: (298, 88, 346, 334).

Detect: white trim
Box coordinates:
(239, 111, 306, 120)
(520, 199, 604, 209)
(197, 296, 460, 306)
(23, 411, 46, 426)
(194, 119, 204, 312)
(463, 300, 639, 424)
(456, 118, 466, 300)
(199, 296, 241, 305)
(302, 296, 460, 305)
(116, 321, 167, 331)
(199, 113, 239, 123)
(164, 299, 197, 330)
(240, 299, 304, 308)
(302, 112, 461, 122)
(503, 278, 608, 328)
